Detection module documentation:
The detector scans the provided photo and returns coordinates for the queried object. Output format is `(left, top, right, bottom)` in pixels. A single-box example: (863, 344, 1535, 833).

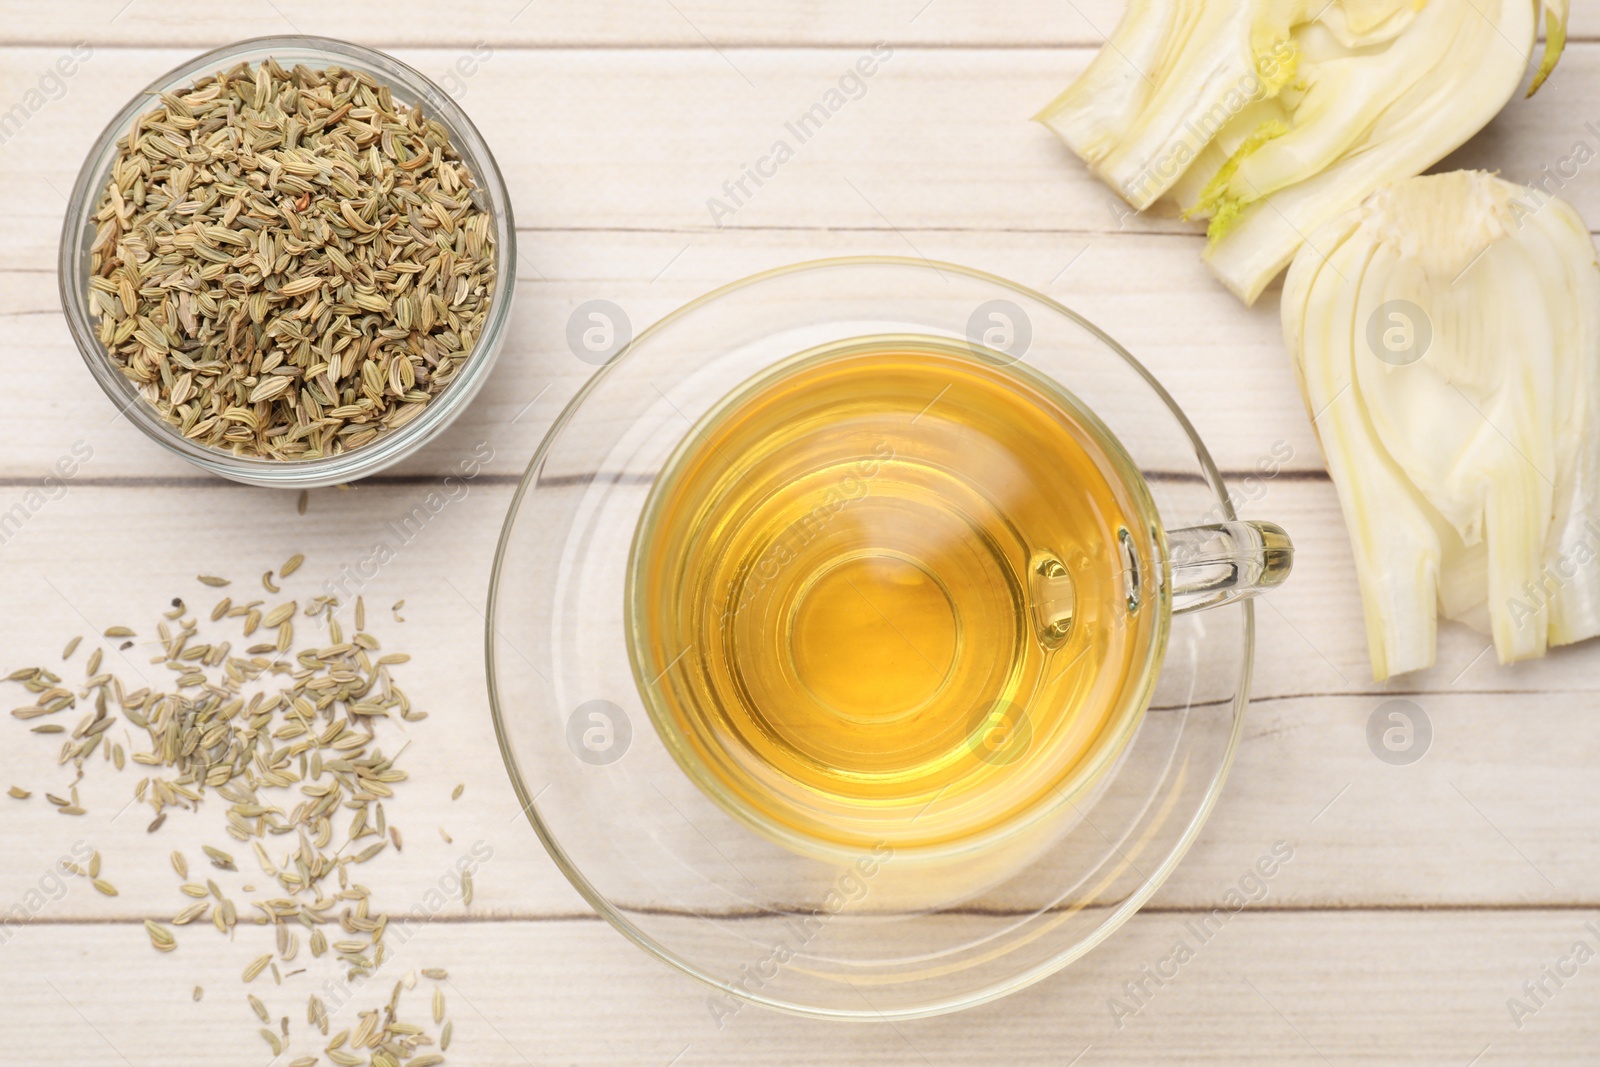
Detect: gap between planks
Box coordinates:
(5, 36, 1596, 50)
(11, 900, 1600, 929)
(0, 469, 1335, 489)
(7, 225, 1600, 242)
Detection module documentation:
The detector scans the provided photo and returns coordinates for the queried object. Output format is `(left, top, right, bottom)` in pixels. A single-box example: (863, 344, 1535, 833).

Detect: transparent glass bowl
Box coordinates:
(58, 36, 516, 488)
(488, 258, 1256, 1019)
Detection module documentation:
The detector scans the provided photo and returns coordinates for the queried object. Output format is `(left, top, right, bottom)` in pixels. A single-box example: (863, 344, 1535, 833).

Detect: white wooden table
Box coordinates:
(3, 4, 1599, 1063)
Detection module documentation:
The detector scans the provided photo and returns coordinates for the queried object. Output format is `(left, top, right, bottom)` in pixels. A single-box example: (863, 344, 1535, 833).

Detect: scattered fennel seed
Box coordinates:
(3, 554, 453, 1052)
(202, 845, 236, 871)
(145, 920, 175, 952)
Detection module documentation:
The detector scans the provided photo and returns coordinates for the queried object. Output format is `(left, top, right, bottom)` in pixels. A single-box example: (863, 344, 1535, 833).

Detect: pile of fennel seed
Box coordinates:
(86, 58, 496, 460)
(4, 559, 467, 1065)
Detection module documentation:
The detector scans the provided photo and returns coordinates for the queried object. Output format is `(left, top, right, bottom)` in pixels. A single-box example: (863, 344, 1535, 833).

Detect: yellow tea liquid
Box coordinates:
(629, 339, 1164, 854)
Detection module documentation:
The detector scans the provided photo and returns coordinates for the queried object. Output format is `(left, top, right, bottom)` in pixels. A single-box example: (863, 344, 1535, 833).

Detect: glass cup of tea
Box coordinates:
(489, 257, 1293, 1020)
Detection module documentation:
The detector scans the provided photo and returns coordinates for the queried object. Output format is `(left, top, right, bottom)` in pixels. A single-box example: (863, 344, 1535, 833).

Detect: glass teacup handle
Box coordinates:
(1165, 521, 1293, 615)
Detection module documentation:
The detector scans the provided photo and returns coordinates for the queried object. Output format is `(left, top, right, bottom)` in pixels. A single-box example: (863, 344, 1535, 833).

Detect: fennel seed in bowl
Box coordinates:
(86, 58, 496, 460)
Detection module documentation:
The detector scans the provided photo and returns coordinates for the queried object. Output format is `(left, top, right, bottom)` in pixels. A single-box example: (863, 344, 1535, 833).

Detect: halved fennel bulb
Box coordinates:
(1037, 0, 1567, 304)
(1284, 171, 1600, 681)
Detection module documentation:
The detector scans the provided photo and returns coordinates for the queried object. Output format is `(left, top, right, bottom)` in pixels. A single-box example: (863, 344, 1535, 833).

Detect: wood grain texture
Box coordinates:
(3, 228, 1311, 480)
(4, 911, 1600, 1065)
(3, 2, 1600, 1063)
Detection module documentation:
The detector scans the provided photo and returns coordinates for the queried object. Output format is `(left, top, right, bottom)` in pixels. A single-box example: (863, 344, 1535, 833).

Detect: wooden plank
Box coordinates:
(6, 0, 1598, 48)
(4, 43, 1596, 261)
(1232, 483, 1600, 698)
(0, 43, 1179, 266)
(1, 227, 1314, 480)
(3, 910, 1600, 1064)
(2, 480, 1599, 923)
